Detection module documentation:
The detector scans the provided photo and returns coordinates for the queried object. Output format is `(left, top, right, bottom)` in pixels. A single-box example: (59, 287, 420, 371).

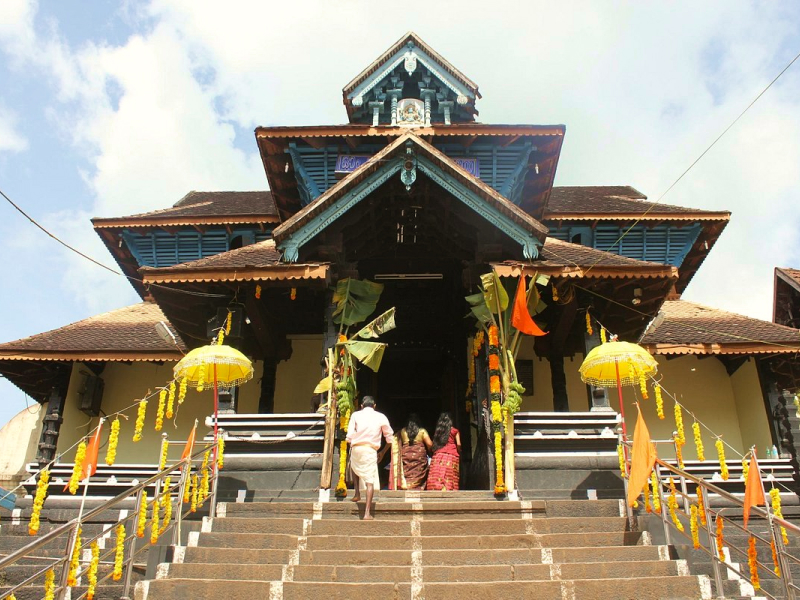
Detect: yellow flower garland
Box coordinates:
(644, 481, 651, 513)
(150, 496, 160, 544)
(769, 488, 789, 545)
(692, 422, 705, 462)
(133, 399, 148, 442)
(183, 469, 192, 504)
(112, 525, 126, 581)
(651, 471, 661, 512)
(654, 384, 664, 419)
(217, 329, 225, 346)
(66, 527, 82, 586)
(667, 477, 684, 532)
(335, 440, 348, 498)
(255, 284, 262, 299)
(748, 535, 760, 589)
(617, 444, 627, 478)
(28, 468, 49, 535)
(217, 438, 225, 470)
(771, 540, 781, 576)
(473, 331, 484, 356)
(585, 310, 593, 336)
(106, 418, 120, 465)
(742, 457, 749, 481)
(166, 382, 176, 419)
(225, 311, 232, 335)
(178, 378, 188, 405)
(136, 491, 148, 537)
(493, 430, 506, 495)
(600, 327, 607, 344)
(87, 541, 99, 600)
(674, 402, 685, 444)
(715, 439, 728, 481)
(155, 389, 166, 431)
(697, 488, 707, 526)
(638, 371, 648, 400)
(675, 441, 685, 470)
(44, 568, 55, 600)
(159, 442, 169, 471)
(715, 515, 724, 558)
(68, 441, 87, 495)
(190, 473, 199, 512)
(690, 505, 700, 549)
(161, 482, 173, 534)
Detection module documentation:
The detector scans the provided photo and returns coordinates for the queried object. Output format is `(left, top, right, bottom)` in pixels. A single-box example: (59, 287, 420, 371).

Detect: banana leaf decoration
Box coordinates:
(341, 308, 398, 373)
(465, 292, 493, 325)
(355, 308, 396, 339)
(480, 271, 509, 314)
(332, 278, 385, 326)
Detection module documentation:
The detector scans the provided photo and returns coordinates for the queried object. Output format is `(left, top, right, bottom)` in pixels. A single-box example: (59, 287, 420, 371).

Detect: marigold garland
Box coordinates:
(488, 353, 500, 371)
(715, 438, 728, 480)
(692, 421, 705, 462)
(183, 469, 192, 504)
(472, 331, 484, 356)
(638, 371, 649, 400)
(585, 310, 593, 336)
(66, 527, 82, 586)
(654, 384, 664, 419)
(690, 505, 700, 549)
(161, 479, 173, 533)
(600, 327, 607, 344)
(748, 535, 760, 589)
(155, 389, 166, 431)
(136, 490, 148, 537)
(112, 524, 125, 581)
(674, 402, 685, 444)
(771, 540, 781, 576)
(493, 430, 506, 495)
(44, 568, 55, 600)
(150, 495, 160, 544)
(133, 399, 148, 442)
(217, 328, 225, 346)
(551, 283, 559, 301)
(715, 515, 725, 558)
(617, 444, 627, 478)
(769, 488, 789, 545)
(488, 325, 499, 347)
(675, 440, 685, 470)
(159, 442, 169, 471)
(106, 418, 120, 465)
(697, 488, 707, 526)
(190, 473, 199, 512)
(68, 440, 87, 494)
(335, 440, 348, 498)
(290, 287, 297, 301)
(28, 468, 49, 535)
(255, 284, 262, 299)
(644, 481, 652, 513)
(166, 382, 176, 419)
(87, 541, 99, 600)
(650, 471, 661, 512)
(225, 310, 232, 335)
(667, 477, 684, 532)
(178, 378, 188, 405)
(217, 437, 225, 470)
(742, 457, 749, 481)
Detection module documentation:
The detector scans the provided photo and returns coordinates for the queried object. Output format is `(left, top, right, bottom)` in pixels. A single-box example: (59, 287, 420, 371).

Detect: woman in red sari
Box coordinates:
(391, 413, 433, 490)
(426, 412, 461, 491)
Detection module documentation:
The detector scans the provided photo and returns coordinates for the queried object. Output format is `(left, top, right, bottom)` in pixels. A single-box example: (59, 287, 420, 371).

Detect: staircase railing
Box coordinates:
(0, 440, 220, 600)
(625, 440, 800, 600)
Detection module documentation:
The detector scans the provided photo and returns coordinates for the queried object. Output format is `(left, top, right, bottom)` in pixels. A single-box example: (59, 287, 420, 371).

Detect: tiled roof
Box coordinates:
(544, 186, 730, 220)
(493, 237, 679, 280)
(92, 191, 279, 227)
(777, 267, 800, 289)
(641, 300, 800, 354)
(140, 240, 329, 284)
(0, 302, 186, 361)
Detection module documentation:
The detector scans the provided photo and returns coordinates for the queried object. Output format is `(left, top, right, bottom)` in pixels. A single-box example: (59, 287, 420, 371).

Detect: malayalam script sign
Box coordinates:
(335, 154, 480, 177)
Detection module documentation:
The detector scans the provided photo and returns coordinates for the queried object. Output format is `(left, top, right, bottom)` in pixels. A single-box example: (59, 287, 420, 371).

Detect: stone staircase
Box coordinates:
(136, 491, 711, 600)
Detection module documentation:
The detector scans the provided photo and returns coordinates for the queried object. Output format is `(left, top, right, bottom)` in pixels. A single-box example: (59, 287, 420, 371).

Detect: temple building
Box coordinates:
(1, 32, 799, 497)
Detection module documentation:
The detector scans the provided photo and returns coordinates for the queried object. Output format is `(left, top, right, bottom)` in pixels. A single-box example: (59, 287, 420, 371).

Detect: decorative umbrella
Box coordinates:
(579, 340, 658, 439)
(173, 343, 254, 448)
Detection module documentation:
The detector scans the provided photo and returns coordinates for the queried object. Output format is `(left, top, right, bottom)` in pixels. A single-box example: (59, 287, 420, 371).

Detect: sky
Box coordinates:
(0, 1, 799, 427)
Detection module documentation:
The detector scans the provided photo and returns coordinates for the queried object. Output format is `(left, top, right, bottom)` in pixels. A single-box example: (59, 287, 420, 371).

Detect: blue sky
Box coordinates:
(0, 1, 799, 428)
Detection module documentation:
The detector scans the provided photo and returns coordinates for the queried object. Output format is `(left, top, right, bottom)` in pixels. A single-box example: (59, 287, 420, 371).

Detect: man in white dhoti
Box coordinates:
(346, 396, 393, 520)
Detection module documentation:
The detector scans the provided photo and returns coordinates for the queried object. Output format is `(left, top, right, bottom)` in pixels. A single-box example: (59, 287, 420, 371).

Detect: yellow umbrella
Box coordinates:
(174, 343, 254, 449)
(579, 340, 657, 438)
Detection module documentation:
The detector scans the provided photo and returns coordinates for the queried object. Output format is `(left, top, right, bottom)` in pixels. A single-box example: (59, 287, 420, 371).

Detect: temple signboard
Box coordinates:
(336, 154, 479, 177)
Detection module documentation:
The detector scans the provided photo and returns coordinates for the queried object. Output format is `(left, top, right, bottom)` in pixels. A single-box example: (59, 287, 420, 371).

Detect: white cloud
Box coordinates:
(0, 107, 27, 152)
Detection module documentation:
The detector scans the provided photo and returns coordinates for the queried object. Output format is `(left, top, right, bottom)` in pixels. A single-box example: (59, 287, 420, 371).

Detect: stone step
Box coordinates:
(182, 543, 668, 567)
(137, 575, 710, 600)
(0, 562, 144, 586)
(207, 515, 631, 536)
(193, 530, 645, 551)
(163, 558, 687, 582)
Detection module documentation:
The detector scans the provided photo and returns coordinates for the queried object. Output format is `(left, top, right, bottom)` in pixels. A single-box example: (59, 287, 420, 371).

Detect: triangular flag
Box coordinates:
(743, 451, 765, 528)
(181, 424, 197, 462)
(511, 276, 548, 336)
(627, 406, 657, 507)
(80, 420, 103, 481)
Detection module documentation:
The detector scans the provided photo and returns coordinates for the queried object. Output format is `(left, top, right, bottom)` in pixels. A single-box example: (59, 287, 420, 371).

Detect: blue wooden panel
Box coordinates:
(591, 224, 701, 266)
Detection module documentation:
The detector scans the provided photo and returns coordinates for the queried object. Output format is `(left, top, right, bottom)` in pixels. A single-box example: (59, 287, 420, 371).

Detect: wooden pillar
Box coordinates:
(258, 359, 277, 414)
(36, 386, 67, 466)
(549, 353, 570, 412)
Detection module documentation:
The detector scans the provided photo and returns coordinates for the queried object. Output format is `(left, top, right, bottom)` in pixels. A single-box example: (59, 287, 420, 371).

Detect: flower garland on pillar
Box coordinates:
(715, 515, 725, 558)
(160, 478, 173, 534)
(66, 527, 82, 586)
(44, 569, 55, 600)
(28, 468, 49, 535)
(771, 540, 781, 576)
(86, 541, 99, 600)
(335, 361, 355, 499)
(112, 524, 125, 581)
(136, 491, 148, 538)
(488, 325, 505, 495)
(696, 488, 707, 526)
(190, 473, 199, 512)
(150, 494, 160, 544)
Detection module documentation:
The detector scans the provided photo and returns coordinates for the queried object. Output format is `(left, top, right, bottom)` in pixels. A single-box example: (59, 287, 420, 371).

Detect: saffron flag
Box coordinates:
(511, 276, 547, 337)
(627, 406, 657, 507)
(743, 451, 765, 528)
(80, 420, 103, 481)
(181, 423, 197, 462)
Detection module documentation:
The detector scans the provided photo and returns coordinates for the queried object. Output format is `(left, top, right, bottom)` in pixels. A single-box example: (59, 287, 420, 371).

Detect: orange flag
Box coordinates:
(743, 451, 765, 528)
(511, 276, 547, 336)
(627, 405, 657, 507)
(181, 423, 197, 462)
(80, 420, 103, 480)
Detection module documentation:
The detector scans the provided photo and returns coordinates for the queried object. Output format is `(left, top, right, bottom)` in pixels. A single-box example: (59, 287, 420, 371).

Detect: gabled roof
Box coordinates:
(544, 186, 731, 221)
(492, 237, 680, 280)
(0, 302, 186, 361)
(140, 240, 329, 284)
(773, 267, 800, 328)
(92, 191, 279, 229)
(272, 131, 548, 260)
(640, 299, 800, 355)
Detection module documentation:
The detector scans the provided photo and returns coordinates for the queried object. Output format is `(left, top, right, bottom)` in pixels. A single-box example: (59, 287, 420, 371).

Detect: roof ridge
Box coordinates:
(659, 298, 800, 334)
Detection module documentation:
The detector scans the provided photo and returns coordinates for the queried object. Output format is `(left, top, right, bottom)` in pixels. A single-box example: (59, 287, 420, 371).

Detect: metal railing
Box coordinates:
(0, 438, 221, 600)
(622, 434, 800, 599)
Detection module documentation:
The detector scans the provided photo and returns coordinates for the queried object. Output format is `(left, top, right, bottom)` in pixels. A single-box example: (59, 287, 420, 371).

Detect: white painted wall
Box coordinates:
(0, 403, 43, 487)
